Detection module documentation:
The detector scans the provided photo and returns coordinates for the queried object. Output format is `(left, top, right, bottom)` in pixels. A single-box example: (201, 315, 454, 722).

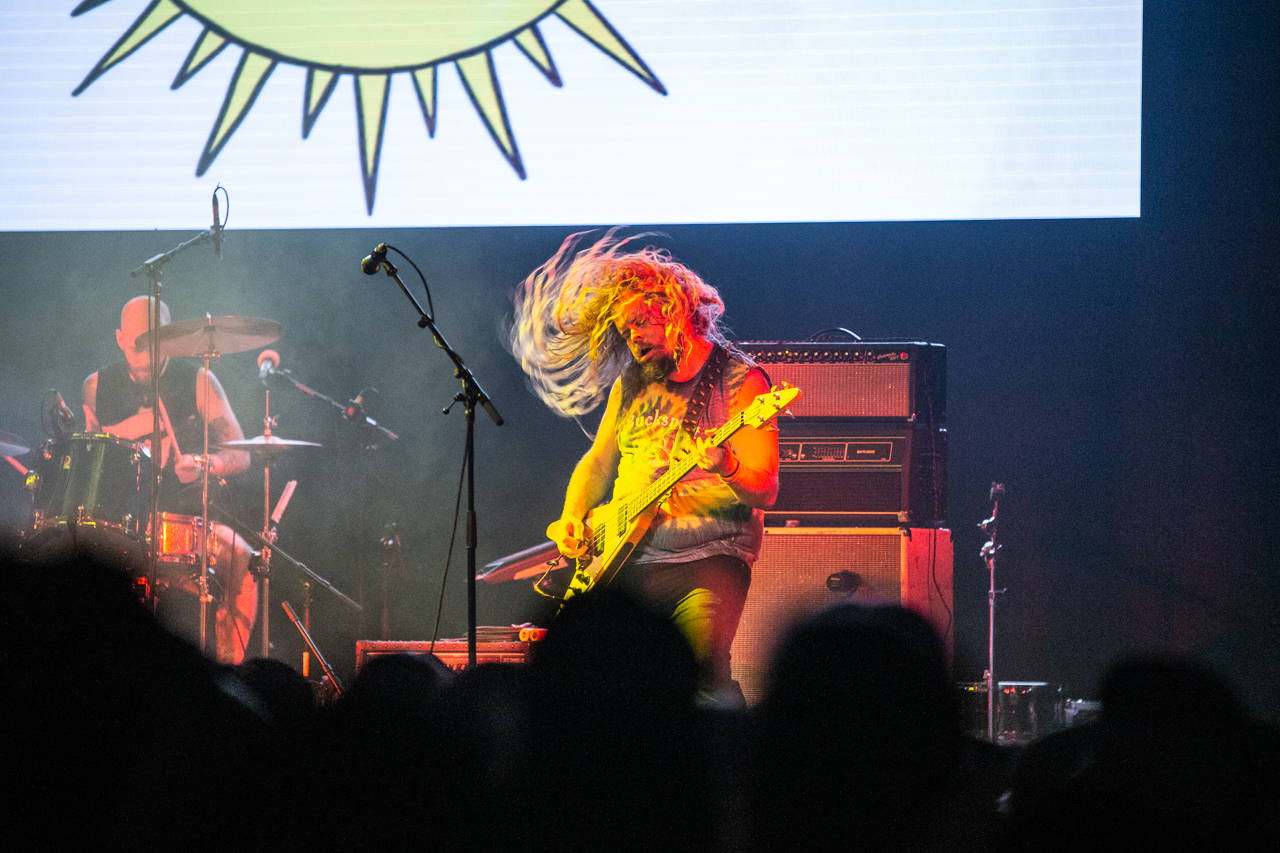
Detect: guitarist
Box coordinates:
(510, 230, 779, 705)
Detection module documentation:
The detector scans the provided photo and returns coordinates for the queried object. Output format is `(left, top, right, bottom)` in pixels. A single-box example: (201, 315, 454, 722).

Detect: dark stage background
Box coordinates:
(2, 3, 1276, 719)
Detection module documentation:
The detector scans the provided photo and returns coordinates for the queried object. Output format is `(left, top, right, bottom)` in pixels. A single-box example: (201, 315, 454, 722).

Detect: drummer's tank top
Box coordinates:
(93, 358, 203, 510)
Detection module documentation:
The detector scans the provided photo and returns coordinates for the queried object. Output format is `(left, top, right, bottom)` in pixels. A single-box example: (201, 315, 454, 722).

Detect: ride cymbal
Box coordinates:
(135, 315, 283, 358)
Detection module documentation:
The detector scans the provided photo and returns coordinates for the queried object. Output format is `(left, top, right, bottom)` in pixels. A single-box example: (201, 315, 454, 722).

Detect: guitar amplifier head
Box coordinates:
(736, 341, 945, 422)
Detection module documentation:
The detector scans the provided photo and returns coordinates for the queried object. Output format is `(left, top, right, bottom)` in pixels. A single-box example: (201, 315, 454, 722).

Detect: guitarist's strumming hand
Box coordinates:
(548, 515, 589, 558)
(686, 433, 737, 478)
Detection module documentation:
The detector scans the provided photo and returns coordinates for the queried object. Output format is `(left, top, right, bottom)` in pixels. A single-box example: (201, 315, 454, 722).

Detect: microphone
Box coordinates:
(51, 390, 75, 439)
(211, 191, 222, 263)
(53, 391, 76, 425)
(257, 349, 280, 383)
(361, 243, 388, 275)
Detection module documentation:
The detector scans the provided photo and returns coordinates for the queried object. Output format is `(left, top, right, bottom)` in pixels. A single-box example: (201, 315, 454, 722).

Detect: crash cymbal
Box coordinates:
(135, 315, 282, 359)
(0, 429, 29, 457)
(220, 435, 322, 455)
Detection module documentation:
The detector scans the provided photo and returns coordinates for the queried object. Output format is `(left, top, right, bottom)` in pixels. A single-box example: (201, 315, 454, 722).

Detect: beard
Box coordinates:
(620, 351, 679, 408)
(639, 351, 678, 384)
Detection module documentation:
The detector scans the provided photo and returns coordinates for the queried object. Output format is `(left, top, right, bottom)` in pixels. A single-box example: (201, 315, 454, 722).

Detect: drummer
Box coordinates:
(83, 295, 258, 664)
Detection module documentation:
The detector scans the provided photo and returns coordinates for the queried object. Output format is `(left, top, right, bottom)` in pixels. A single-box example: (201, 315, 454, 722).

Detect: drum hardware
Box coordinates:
(136, 312, 283, 655)
(128, 212, 251, 633)
(209, 498, 362, 664)
(2, 428, 31, 459)
(222, 356, 319, 661)
(259, 358, 397, 647)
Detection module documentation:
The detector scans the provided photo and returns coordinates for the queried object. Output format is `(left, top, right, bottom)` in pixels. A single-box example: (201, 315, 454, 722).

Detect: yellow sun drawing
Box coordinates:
(71, 0, 665, 213)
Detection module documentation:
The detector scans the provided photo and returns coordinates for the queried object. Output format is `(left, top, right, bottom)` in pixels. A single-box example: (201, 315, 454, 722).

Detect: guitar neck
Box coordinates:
(623, 410, 747, 524)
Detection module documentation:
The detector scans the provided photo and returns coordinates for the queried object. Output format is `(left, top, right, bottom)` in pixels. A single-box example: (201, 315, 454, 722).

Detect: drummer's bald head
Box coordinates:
(120, 295, 170, 332)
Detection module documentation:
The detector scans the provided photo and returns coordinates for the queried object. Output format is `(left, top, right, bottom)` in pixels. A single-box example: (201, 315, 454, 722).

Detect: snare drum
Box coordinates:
(148, 515, 226, 597)
(30, 433, 148, 539)
(154, 512, 203, 564)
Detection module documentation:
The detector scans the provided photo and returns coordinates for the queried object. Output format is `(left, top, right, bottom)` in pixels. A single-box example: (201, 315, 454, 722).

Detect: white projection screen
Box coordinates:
(0, 1, 1142, 230)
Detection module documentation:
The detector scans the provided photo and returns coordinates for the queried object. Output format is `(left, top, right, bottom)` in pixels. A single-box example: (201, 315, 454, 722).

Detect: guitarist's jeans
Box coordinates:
(614, 554, 752, 707)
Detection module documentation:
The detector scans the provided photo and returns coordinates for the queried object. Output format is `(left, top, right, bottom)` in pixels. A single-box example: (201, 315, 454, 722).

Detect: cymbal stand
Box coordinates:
(302, 580, 313, 677)
(264, 367, 399, 643)
(195, 316, 219, 654)
(980, 482, 1005, 742)
(367, 245, 504, 668)
(258, 384, 276, 659)
(128, 222, 219, 616)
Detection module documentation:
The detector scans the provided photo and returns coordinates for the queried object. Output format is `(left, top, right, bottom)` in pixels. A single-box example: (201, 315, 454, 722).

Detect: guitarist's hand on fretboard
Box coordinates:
(679, 432, 738, 478)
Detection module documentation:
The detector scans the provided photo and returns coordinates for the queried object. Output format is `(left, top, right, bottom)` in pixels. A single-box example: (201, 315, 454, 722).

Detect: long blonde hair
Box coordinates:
(509, 229, 727, 417)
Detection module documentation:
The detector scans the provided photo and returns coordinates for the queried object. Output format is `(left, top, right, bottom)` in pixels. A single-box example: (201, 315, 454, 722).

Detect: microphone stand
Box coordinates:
(979, 482, 1005, 742)
(264, 370, 398, 640)
(129, 224, 218, 630)
(369, 250, 503, 668)
(211, 500, 363, 613)
(269, 371, 399, 443)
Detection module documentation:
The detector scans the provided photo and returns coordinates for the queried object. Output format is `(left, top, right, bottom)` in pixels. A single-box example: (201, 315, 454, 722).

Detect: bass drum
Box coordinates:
(28, 433, 149, 564)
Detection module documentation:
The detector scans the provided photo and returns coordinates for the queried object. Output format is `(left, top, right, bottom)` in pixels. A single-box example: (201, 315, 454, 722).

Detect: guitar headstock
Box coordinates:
(744, 382, 802, 426)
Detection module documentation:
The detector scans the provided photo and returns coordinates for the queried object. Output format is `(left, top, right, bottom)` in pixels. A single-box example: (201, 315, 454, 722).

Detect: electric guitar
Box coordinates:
(561, 383, 801, 603)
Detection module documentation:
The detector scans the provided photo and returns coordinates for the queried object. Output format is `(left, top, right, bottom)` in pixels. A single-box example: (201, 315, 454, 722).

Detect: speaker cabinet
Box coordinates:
(730, 527, 953, 705)
(738, 341, 946, 421)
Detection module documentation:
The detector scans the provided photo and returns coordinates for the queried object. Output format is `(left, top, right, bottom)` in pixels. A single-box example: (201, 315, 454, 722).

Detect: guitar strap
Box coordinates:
(678, 344, 730, 440)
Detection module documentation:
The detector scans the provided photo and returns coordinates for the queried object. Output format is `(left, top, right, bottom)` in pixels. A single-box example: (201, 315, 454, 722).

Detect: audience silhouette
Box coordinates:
(7, 545, 1276, 852)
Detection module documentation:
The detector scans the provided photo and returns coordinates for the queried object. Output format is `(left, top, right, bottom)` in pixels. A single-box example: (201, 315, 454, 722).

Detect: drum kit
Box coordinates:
(12, 314, 342, 660)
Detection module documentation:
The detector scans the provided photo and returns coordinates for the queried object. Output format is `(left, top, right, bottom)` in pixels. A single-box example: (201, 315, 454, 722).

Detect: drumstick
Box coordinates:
(155, 395, 182, 469)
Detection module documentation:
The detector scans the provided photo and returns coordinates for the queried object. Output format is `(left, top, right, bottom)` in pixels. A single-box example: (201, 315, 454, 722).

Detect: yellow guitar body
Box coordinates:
(558, 383, 800, 604)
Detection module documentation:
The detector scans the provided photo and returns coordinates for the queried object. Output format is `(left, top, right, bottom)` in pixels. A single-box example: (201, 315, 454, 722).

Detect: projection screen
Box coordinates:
(0, 0, 1142, 230)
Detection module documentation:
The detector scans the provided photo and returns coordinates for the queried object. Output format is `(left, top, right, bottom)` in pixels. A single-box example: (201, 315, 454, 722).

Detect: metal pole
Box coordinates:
(980, 482, 1004, 743)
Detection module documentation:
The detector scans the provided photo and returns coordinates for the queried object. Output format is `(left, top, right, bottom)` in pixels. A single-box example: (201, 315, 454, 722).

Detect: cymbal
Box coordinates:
(0, 429, 29, 457)
(220, 435, 322, 455)
(135, 315, 282, 359)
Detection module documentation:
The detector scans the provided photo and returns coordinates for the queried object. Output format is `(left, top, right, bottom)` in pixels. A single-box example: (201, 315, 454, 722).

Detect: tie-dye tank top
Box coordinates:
(613, 347, 764, 565)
